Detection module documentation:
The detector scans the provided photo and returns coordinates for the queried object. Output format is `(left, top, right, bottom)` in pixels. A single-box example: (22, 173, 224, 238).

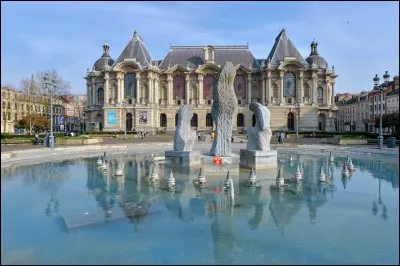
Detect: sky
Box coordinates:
(1, 1, 399, 95)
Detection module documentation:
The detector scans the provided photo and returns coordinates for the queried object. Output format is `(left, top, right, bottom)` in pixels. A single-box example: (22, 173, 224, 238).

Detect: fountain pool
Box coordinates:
(1, 151, 398, 265)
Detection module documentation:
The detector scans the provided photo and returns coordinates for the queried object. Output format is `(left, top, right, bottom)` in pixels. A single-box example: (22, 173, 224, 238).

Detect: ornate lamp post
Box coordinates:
(373, 71, 390, 149)
(122, 100, 127, 140)
(295, 101, 300, 142)
(43, 73, 58, 148)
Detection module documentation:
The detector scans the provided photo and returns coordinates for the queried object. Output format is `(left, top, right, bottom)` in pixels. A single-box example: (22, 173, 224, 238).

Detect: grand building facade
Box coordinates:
(85, 29, 338, 133)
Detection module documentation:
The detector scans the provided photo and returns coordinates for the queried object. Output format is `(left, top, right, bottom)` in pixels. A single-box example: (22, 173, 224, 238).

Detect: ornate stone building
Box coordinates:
(84, 29, 338, 133)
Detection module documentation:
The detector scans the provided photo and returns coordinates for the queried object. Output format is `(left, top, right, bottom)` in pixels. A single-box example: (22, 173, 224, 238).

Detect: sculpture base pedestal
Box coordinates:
(165, 150, 202, 166)
(202, 154, 240, 173)
(239, 149, 278, 169)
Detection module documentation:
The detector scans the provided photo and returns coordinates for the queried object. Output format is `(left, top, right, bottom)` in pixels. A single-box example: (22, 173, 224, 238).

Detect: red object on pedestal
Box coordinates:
(213, 157, 222, 165)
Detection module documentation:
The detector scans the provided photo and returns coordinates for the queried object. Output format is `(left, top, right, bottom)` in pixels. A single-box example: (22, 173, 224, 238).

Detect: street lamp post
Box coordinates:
(295, 101, 300, 142)
(122, 100, 127, 140)
(43, 73, 58, 148)
(373, 71, 390, 149)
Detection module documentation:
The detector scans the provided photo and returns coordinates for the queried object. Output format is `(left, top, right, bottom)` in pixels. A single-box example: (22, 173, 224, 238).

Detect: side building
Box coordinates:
(336, 92, 369, 132)
(1, 86, 64, 134)
(84, 29, 338, 133)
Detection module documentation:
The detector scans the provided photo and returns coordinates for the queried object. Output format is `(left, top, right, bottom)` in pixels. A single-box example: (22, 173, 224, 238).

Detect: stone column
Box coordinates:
(154, 77, 159, 106)
(279, 71, 285, 104)
(167, 74, 173, 105)
(198, 74, 204, 105)
(298, 71, 303, 104)
(261, 74, 266, 105)
(104, 72, 109, 106)
(86, 84, 90, 106)
(312, 73, 317, 105)
(148, 73, 153, 104)
(247, 73, 252, 104)
(91, 78, 96, 106)
(331, 82, 335, 106)
(326, 84, 331, 106)
(267, 72, 272, 104)
(136, 72, 141, 104)
(116, 76, 121, 104)
(185, 73, 190, 104)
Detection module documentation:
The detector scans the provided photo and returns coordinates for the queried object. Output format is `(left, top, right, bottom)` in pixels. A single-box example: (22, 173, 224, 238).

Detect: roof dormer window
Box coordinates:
(204, 45, 215, 64)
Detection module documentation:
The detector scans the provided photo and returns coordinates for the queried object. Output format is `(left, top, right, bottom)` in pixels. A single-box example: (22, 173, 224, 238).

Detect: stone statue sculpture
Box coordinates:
(210, 61, 238, 157)
(174, 104, 196, 151)
(246, 102, 272, 151)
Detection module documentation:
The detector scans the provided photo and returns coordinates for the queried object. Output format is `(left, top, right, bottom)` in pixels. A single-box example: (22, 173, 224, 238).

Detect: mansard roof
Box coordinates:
(113, 30, 152, 68)
(267, 29, 308, 67)
(159, 45, 260, 70)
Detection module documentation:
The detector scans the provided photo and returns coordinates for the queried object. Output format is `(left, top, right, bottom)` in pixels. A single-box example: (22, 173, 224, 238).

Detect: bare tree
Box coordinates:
(35, 69, 71, 96)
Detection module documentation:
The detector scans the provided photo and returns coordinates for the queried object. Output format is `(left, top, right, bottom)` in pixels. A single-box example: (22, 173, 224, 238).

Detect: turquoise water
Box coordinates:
(1, 152, 399, 265)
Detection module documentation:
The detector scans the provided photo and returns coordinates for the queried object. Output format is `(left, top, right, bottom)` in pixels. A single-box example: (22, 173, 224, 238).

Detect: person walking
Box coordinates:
(277, 132, 282, 144)
(34, 132, 39, 145)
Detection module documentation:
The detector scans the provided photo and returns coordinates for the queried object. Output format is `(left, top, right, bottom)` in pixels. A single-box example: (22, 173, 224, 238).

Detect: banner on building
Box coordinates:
(108, 111, 117, 125)
(139, 111, 147, 124)
(56, 116, 65, 125)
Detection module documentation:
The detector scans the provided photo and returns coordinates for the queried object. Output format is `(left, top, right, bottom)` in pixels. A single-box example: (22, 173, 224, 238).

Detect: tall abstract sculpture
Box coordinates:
(240, 101, 277, 169)
(210, 62, 238, 157)
(174, 104, 196, 151)
(165, 104, 201, 166)
(246, 102, 272, 151)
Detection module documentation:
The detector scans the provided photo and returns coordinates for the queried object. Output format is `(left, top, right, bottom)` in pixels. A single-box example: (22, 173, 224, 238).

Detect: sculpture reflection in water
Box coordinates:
(270, 153, 337, 228)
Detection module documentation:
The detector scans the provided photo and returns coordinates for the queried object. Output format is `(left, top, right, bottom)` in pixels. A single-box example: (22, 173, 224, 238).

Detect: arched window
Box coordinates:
(237, 113, 244, 127)
(124, 74, 137, 98)
(234, 75, 246, 99)
(283, 72, 296, 97)
(7, 102, 11, 109)
(317, 86, 323, 104)
(318, 114, 326, 131)
(191, 113, 198, 127)
(126, 113, 133, 131)
(173, 75, 185, 99)
(287, 113, 295, 130)
(206, 113, 213, 127)
(160, 113, 167, 127)
(203, 75, 215, 99)
(97, 87, 104, 102)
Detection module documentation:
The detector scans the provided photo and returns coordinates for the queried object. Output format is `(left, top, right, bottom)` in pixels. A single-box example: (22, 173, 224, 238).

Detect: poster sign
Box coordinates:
(213, 157, 223, 165)
(108, 111, 117, 125)
(56, 116, 65, 125)
(139, 111, 147, 124)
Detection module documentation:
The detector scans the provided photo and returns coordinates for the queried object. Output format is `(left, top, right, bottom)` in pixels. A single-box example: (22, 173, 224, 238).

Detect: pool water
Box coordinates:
(1, 152, 399, 265)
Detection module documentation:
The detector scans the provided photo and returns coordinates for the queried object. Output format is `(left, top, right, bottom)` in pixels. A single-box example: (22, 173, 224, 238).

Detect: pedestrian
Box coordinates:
(34, 132, 39, 145)
(277, 132, 282, 144)
(211, 131, 215, 141)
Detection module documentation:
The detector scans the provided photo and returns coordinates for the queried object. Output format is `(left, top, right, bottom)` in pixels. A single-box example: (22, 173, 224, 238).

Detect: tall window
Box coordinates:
(203, 75, 215, 99)
(97, 88, 104, 102)
(283, 72, 296, 97)
(160, 113, 167, 127)
(124, 74, 137, 97)
(317, 86, 323, 104)
(191, 113, 198, 127)
(206, 113, 213, 127)
(234, 75, 246, 99)
(173, 75, 185, 99)
(237, 113, 244, 127)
